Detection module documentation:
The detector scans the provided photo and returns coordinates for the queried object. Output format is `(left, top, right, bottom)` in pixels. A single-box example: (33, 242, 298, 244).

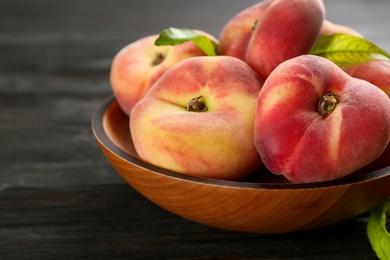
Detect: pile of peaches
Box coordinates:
(109, 0, 390, 184)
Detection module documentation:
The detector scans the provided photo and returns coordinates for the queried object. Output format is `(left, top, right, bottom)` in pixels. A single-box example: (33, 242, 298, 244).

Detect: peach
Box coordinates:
(245, 0, 325, 79)
(110, 32, 217, 115)
(321, 19, 363, 37)
(342, 61, 390, 97)
(357, 143, 390, 173)
(342, 60, 390, 173)
(219, 0, 325, 80)
(254, 55, 390, 183)
(317, 20, 390, 97)
(218, 0, 274, 60)
(130, 56, 264, 180)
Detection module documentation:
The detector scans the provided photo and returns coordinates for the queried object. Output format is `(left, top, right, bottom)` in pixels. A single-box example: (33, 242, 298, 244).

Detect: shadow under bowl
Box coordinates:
(92, 95, 390, 233)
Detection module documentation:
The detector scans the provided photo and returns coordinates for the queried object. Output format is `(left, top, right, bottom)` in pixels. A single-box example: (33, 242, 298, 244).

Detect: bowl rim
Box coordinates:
(92, 95, 390, 190)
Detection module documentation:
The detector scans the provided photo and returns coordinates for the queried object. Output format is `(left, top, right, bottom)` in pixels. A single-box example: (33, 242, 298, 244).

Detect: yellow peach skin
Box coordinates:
(130, 56, 264, 180)
(110, 31, 218, 116)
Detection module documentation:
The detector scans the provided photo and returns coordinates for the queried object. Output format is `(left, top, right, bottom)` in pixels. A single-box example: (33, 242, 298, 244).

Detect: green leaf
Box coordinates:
(311, 33, 390, 67)
(367, 200, 390, 260)
(154, 27, 217, 56)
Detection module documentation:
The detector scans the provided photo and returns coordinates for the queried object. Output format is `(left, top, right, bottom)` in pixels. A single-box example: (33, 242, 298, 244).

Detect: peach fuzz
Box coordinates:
(254, 55, 390, 183)
(219, 0, 325, 80)
(130, 56, 264, 180)
(110, 32, 218, 116)
(245, 0, 325, 80)
(218, 0, 274, 60)
(342, 60, 390, 172)
(342, 60, 390, 97)
(356, 142, 390, 174)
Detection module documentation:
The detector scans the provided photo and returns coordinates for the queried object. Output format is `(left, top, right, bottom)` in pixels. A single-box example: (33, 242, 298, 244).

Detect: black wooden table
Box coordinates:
(1, 0, 389, 259)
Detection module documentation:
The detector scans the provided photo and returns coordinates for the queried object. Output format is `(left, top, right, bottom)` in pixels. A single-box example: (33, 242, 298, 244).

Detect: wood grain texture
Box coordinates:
(94, 97, 390, 234)
(1, 0, 389, 258)
(0, 184, 378, 259)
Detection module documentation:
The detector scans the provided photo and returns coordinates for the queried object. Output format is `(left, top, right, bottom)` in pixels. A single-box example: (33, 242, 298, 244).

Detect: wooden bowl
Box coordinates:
(92, 96, 390, 233)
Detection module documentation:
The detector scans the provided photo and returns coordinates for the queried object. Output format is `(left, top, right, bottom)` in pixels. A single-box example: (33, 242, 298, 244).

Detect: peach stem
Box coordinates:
(319, 93, 339, 116)
(187, 96, 208, 112)
(152, 52, 165, 66)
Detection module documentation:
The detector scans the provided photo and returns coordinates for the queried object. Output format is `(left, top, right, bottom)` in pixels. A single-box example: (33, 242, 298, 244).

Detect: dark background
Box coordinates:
(1, 0, 389, 259)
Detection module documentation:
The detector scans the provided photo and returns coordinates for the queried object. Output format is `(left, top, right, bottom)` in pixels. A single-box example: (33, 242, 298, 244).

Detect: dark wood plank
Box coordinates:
(0, 184, 378, 259)
(0, 0, 260, 73)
